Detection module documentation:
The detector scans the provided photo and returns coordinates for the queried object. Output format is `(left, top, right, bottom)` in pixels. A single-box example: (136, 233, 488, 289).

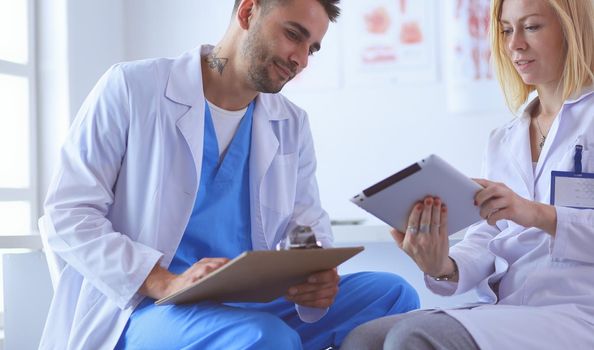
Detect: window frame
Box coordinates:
(0, 0, 38, 331)
(0, 0, 38, 236)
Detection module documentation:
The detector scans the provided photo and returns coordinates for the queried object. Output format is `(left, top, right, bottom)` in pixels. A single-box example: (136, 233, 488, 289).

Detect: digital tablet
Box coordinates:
(350, 154, 482, 234)
(155, 247, 364, 305)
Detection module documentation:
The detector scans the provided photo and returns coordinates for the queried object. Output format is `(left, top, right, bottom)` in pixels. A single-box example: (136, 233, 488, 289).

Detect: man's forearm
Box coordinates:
(139, 263, 175, 300)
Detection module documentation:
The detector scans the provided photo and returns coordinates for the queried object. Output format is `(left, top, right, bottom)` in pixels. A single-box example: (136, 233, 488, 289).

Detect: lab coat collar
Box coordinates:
(565, 84, 594, 105)
(165, 46, 205, 107)
(254, 93, 292, 121)
(513, 84, 594, 123)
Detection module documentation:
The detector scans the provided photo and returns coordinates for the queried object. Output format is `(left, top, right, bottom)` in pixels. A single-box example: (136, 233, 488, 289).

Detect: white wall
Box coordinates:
(37, 0, 126, 208)
(123, 0, 235, 60)
(37, 0, 71, 208)
(66, 0, 125, 117)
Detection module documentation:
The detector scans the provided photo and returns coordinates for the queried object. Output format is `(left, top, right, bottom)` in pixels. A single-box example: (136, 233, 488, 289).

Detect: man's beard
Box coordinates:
(242, 28, 297, 93)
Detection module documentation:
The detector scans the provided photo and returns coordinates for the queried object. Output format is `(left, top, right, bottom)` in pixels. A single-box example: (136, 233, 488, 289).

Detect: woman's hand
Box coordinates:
(473, 179, 557, 235)
(391, 196, 456, 279)
(140, 257, 230, 300)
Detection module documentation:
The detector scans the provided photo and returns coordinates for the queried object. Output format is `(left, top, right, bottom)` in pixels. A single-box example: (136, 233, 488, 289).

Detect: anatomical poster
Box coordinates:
(342, 0, 437, 85)
(443, 0, 505, 113)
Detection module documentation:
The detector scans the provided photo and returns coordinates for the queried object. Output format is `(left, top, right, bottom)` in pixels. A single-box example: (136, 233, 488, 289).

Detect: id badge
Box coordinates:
(550, 171, 594, 209)
(550, 144, 594, 209)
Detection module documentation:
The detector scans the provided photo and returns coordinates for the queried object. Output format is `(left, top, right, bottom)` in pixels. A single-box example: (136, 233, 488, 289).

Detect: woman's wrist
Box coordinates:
(533, 202, 557, 236)
(429, 257, 459, 282)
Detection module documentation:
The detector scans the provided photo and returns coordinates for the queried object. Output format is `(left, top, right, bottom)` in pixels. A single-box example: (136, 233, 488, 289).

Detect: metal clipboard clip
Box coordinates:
(276, 225, 323, 250)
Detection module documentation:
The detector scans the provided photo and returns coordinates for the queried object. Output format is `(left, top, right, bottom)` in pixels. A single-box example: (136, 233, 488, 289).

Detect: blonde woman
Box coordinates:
(343, 0, 594, 349)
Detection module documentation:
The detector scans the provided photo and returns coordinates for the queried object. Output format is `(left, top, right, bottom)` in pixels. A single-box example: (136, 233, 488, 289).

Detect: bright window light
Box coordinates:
(0, 74, 29, 188)
(0, 201, 31, 235)
(0, 0, 28, 64)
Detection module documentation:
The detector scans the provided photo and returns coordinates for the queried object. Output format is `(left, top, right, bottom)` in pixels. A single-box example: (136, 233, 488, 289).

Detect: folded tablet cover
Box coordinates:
(156, 246, 364, 305)
(351, 154, 482, 234)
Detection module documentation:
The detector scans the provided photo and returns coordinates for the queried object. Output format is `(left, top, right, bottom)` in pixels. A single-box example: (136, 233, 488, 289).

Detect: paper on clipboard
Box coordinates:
(155, 247, 364, 305)
(350, 154, 482, 234)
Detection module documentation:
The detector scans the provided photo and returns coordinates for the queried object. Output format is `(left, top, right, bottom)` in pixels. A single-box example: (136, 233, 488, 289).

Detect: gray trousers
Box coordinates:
(340, 310, 480, 350)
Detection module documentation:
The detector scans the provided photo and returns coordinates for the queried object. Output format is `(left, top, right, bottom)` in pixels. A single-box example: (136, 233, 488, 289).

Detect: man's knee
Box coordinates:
(346, 272, 420, 312)
(377, 272, 420, 307)
(243, 313, 301, 349)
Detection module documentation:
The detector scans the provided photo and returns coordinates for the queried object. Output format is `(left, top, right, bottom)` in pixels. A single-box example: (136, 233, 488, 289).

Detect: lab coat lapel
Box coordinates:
(502, 116, 535, 199)
(165, 48, 205, 188)
(176, 106, 205, 187)
(249, 95, 280, 249)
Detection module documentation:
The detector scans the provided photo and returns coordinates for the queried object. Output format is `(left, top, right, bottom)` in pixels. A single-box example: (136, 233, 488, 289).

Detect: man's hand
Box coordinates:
(140, 257, 230, 300)
(285, 268, 339, 308)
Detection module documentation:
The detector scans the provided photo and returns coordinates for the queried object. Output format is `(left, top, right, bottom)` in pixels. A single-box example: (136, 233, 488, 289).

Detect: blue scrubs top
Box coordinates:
(169, 100, 255, 274)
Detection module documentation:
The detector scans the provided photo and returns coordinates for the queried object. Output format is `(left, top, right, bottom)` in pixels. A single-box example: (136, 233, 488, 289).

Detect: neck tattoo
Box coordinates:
(205, 48, 228, 75)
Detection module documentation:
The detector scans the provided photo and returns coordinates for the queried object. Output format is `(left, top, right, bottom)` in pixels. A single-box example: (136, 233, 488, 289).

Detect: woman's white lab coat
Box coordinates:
(427, 87, 594, 349)
(39, 46, 332, 350)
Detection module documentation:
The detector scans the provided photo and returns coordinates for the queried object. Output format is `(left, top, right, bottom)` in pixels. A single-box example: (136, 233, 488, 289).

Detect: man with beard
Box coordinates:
(38, 0, 420, 349)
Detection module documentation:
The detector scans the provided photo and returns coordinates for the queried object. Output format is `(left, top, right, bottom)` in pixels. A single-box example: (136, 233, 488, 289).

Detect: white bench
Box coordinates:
(3, 251, 53, 350)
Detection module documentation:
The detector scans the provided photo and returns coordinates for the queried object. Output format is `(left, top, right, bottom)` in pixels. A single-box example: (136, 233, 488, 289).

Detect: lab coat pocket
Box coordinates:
(261, 153, 298, 214)
(71, 278, 104, 327)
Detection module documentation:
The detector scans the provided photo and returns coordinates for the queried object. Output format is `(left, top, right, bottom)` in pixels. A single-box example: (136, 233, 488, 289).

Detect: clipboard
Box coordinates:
(350, 154, 482, 234)
(155, 247, 364, 305)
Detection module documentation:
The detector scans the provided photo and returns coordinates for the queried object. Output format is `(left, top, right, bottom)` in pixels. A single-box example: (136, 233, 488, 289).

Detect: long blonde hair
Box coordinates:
(490, 0, 594, 111)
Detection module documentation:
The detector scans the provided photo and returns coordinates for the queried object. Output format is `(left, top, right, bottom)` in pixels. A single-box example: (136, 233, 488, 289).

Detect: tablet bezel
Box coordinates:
(351, 154, 482, 234)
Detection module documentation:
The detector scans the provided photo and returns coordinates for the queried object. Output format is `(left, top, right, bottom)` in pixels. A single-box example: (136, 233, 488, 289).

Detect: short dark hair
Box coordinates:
(233, 0, 341, 22)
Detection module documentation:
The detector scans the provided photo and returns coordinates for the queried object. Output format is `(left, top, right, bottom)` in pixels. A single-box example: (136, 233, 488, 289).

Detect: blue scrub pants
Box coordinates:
(116, 272, 419, 350)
